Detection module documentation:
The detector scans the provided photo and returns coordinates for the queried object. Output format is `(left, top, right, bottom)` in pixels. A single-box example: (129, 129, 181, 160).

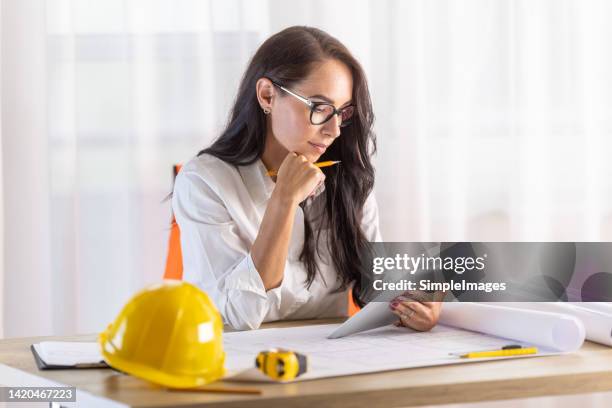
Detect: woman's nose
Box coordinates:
(323, 113, 342, 138)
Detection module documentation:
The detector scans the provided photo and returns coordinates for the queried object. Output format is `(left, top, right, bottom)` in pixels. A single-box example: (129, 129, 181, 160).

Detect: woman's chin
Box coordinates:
(307, 152, 323, 162)
(294, 152, 318, 163)
(293, 146, 321, 163)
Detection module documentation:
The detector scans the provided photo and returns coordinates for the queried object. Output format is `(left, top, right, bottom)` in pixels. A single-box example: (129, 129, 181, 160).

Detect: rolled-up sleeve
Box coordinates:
(361, 190, 383, 242)
(172, 170, 281, 330)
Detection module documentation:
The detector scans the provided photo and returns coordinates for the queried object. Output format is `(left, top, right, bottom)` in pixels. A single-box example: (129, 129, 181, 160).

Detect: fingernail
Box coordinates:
(390, 301, 399, 308)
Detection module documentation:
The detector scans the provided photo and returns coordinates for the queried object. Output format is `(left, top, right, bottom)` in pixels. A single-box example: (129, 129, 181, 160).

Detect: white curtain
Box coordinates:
(3, 0, 612, 334)
(3, 0, 54, 338)
(0, 0, 4, 339)
(2, 1, 612, 406)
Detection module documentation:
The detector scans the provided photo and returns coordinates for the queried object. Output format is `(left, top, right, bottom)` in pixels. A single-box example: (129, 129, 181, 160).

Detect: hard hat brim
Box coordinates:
(100, 331, 226, 389)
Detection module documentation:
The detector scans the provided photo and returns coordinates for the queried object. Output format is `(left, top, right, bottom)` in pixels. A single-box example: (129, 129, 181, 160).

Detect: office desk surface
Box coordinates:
(1, 318, 612, 408)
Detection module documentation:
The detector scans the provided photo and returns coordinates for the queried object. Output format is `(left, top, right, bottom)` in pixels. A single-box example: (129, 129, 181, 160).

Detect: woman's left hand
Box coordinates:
(389, 292, 444, 332)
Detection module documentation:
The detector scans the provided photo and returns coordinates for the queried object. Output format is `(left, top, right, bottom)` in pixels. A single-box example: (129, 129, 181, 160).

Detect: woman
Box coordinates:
(172, 26, 442, 330)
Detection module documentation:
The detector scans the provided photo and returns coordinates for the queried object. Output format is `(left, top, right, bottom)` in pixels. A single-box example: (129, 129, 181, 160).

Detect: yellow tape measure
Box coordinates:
(255, 349, 308, 381)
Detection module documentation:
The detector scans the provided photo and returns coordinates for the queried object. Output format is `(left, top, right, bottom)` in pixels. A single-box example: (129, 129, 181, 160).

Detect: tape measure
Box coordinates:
(255, 349, 308, 381)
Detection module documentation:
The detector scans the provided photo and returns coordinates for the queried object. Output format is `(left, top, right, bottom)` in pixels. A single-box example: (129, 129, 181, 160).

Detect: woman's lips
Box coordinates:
(308, 142, 327, 153)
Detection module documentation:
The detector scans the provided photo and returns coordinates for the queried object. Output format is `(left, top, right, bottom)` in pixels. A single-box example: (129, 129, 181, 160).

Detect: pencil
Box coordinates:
(459, 347, 538, 359)
(267, 160, 340, 177)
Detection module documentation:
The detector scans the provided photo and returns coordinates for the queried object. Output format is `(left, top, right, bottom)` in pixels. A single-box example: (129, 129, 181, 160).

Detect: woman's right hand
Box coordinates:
(273, 152, 325, 205)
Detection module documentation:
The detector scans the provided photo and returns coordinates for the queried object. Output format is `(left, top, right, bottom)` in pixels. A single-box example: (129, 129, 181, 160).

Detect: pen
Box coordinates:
(267, 160, 340, 177)
(457, 345, 538, 359)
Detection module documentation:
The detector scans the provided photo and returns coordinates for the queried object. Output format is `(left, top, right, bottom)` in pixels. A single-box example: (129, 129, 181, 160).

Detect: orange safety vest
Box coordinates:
(163, 165, 184, 280)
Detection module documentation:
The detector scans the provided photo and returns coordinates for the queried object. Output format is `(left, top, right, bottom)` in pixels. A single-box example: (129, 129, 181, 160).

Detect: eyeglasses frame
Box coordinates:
(265, 77, 355, 127)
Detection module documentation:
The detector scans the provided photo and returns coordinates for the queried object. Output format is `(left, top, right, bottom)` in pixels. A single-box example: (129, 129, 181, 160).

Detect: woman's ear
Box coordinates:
(256, 78, 275, 113)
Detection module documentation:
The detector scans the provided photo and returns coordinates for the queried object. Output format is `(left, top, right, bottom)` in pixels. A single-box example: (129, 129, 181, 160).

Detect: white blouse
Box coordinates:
(172, 153, 382, 330)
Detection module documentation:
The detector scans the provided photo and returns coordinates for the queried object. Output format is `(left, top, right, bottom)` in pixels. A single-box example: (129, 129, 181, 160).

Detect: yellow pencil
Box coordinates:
(459, 347, 538, 359)
(267, 160, 340, 177)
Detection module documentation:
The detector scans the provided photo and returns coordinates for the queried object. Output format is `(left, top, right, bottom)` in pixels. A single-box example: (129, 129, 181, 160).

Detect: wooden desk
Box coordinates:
(2, 318, 612, 407)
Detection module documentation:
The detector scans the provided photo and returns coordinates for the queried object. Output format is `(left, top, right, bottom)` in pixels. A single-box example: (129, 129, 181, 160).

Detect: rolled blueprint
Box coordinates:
(571, 302, 612, 315)
(439, 302, 585, 352)
(501, 302, 612, 347)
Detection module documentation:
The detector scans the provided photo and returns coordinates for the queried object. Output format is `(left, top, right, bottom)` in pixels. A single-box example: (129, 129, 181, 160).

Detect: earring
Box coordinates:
(263, 107, 271, 114)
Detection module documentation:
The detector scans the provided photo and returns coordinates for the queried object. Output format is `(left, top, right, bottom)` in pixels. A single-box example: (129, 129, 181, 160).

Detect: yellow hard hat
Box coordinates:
(99, 281, 225, 389)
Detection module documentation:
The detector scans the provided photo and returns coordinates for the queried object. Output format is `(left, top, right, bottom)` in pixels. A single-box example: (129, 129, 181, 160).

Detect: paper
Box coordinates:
(328, 301, 396, 339)
(439, 303, 585, 352)
(33, 342, 104, 366)
(500, 302, 612, 347)
(224, 323, 560, 382)
(329, 299, 586, 353)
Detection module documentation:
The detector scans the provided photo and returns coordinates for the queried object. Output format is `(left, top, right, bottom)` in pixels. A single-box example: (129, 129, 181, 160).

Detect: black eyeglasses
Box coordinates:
(267, 78, 355, 127)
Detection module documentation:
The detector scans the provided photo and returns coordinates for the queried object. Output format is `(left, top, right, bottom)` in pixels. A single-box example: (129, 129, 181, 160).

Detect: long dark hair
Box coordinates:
(200, 26, 376, 305)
